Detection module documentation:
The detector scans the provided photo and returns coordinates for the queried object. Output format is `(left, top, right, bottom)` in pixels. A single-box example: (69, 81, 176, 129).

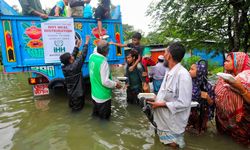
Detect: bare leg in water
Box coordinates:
(97, 20, 103, 38)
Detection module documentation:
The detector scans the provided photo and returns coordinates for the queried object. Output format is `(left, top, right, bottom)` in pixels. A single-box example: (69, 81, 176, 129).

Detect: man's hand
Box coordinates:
(116, 82, 122, 89)
(40, 14, 48, 19)
(200, 91, 208, 99)
(109, 41, 115, 45)
(85, 35, 90, 44)
(147, 100, 166, 109)
(76, 39, 82, 48)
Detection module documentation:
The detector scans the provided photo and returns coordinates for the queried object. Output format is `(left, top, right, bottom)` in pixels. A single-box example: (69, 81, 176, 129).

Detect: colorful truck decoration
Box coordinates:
(0, 2, 124, 96)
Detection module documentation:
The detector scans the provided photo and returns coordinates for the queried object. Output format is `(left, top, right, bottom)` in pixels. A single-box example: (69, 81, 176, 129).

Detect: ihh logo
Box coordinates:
(54, 40, 65, 53)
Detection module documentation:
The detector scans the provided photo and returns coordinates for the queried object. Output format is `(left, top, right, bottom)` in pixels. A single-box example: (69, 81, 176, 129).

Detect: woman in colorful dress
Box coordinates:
(187, 60, 215, 134)
(215, 52, 250, 147)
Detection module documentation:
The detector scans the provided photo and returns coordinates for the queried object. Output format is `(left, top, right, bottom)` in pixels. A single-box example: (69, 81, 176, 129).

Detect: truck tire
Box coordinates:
(48, 78, 65, 89)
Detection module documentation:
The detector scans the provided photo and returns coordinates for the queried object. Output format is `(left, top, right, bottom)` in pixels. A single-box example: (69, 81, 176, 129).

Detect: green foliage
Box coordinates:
(211, 66, 224, 74)
(182, 56, 224, 75)
(182, 56, 201, 70)
(146, 0, 250, 52)
(143, 31, 167, 45)
(122, 24, 145, 43)
(122, 24, 136, 42)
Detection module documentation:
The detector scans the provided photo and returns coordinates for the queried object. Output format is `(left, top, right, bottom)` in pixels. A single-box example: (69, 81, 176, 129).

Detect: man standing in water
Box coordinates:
(148, 42, 192, 148)
(89, 40, 122, 120)
(149, 55, 167, 94)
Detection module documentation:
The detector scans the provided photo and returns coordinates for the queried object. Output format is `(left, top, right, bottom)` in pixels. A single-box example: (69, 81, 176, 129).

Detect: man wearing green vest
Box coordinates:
(89, 40, 121, 120)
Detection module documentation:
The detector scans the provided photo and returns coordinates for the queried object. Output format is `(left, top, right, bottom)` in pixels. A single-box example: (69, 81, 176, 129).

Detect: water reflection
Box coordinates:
(0, 72, 248, 150)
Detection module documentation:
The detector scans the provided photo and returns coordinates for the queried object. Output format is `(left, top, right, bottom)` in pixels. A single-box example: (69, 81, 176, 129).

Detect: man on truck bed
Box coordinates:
(68, 0, 91, 17)
(60, 36, 90, 112)
(50, 0, 69, 17)
(19, 0, 48, 19)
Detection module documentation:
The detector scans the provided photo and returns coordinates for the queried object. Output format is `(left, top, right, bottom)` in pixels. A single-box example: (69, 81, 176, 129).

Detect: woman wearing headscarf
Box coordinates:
(215, 52, 250, 146)
(188, 60, 215, 134)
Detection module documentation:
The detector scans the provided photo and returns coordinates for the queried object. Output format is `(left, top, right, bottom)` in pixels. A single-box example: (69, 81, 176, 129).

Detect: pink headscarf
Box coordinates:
(215, 52, 250, 126)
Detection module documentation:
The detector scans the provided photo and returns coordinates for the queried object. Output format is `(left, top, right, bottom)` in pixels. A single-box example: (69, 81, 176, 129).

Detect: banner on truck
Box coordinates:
(41, 18, 75, 64)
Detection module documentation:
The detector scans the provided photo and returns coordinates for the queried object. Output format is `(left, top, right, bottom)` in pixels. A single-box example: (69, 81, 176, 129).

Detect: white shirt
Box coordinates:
(92, 52, 117, 103)
(149, 62, 168, 80)
(154, 63, 192, 134)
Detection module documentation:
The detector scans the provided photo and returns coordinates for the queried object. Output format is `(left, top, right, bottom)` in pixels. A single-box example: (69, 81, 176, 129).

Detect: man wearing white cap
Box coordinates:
(149, 55, 168, 94)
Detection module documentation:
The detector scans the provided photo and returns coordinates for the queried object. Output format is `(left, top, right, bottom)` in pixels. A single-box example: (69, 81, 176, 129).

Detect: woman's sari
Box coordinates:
(215, 52, 250, 146)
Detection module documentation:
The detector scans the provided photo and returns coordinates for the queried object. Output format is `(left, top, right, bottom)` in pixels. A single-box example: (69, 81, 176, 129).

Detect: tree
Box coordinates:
(122, 24, 135, 42)
(147, 0, 250, 53)
(122, 24, 145, 42)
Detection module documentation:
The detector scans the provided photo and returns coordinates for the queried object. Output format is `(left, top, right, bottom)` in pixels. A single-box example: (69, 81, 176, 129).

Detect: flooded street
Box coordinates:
(0, 70, 248, 150)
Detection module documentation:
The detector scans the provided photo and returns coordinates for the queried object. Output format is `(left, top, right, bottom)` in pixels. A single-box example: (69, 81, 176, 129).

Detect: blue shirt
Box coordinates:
(56, 0, 66, 16)
(83, 4, 92, 18)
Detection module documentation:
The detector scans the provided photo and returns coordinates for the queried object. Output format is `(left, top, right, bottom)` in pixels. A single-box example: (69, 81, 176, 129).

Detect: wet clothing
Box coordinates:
(50, 0, 67, 17)
(89, 52, 116, 102)
(188, 105, 209, 134)
(149, 62, 167, 93)
(125, 63, 145, 104)
(89, 51, 116, 119)
(187, 60, 215, 134)
(215, 52, 250, 146)
(127, 88, 142, 104)
(61, 44, 88, 111)
(154, 63, 192, 148)
(92, 99, 111, 120)
(69, 96, 84, 111)
(19, 0, 45, 16)
(157, 130, 185, 148)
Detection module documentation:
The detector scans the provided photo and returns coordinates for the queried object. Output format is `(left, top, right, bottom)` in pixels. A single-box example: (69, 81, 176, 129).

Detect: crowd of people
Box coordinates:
(60, 32, 250, 148)
(19, 0, 110, 38)
(17, 0, 250, 148)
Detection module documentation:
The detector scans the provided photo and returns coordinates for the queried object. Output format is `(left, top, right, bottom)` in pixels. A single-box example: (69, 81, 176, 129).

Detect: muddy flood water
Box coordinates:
(0, 67, 248, 150)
